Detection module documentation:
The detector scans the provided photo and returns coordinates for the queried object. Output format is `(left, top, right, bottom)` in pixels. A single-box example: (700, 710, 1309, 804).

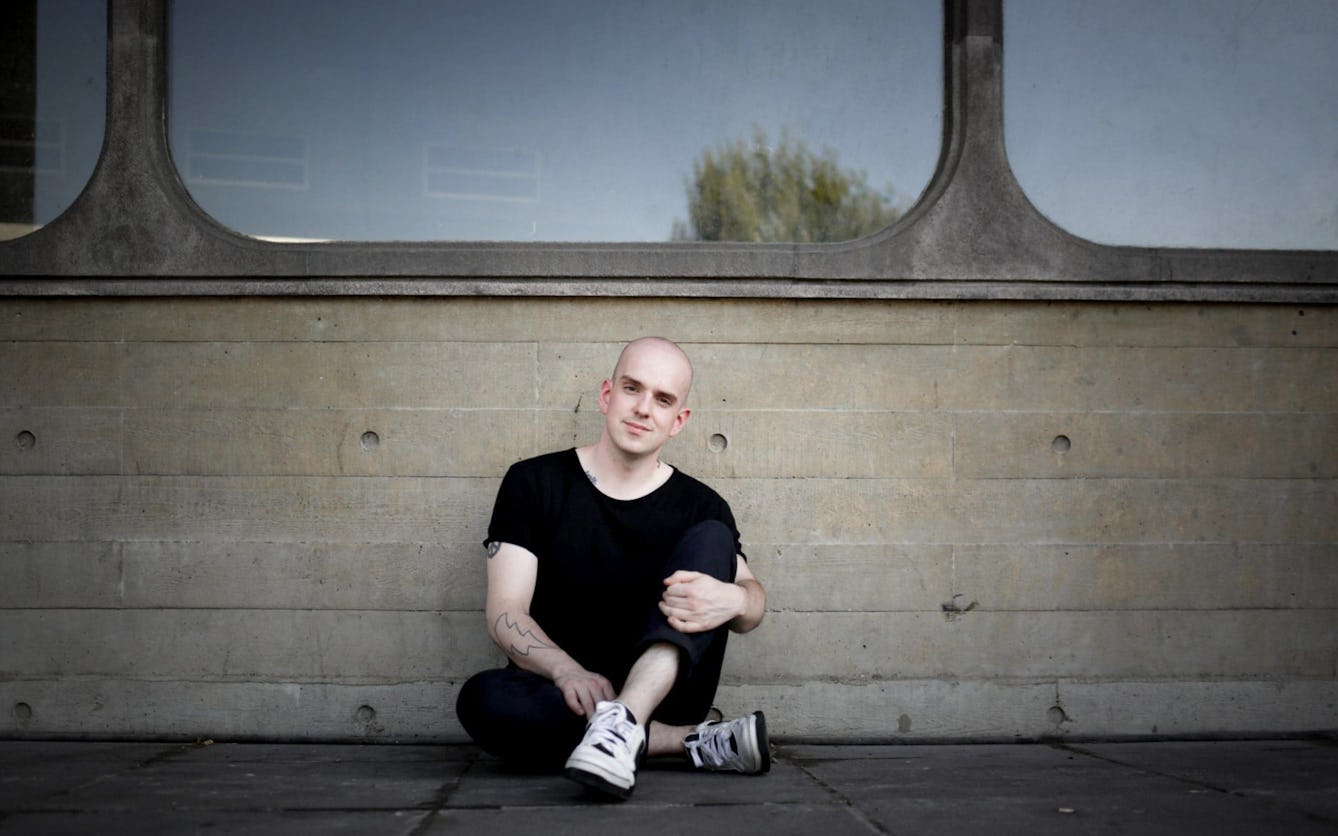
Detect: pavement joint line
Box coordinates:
(36, 741, 201, 806)
(782, 751, 892, 835)
(1054, 741, 1338, 828)
(1056, 741, 1248, 795)
(408, 749, 477, 836)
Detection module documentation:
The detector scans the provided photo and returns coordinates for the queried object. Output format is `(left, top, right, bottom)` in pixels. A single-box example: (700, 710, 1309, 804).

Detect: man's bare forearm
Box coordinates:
(491, 610, 551, 658)
(729, 578, 766, 633)
(487, 607, 582, 680)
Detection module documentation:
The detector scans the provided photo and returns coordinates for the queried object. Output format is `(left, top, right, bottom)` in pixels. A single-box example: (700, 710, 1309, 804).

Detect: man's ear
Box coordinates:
(667, 407, 691, 437)
(597, 378, 612, 414)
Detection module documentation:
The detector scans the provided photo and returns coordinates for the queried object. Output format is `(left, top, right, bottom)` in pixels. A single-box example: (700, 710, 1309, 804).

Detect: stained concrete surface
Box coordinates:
(2, 738, 1336, 834)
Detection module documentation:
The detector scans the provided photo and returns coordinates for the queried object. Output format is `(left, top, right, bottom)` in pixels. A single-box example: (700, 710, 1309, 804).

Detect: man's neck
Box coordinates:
(577, 439, 671, 500)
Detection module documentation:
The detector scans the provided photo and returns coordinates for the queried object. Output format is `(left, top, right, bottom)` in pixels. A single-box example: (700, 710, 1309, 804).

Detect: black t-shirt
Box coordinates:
(485, 448, 744, 681)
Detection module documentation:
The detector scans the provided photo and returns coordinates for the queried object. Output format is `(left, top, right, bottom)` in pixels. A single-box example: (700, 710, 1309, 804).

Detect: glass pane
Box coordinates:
(169, 1, 941, 243)
(1005, 0, 1338, 250)
(0, 0, 106, 241)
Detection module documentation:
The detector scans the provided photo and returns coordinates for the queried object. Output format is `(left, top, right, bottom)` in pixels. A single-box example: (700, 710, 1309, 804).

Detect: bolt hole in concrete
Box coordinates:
(708, 433, 729, 453)
(13, 702, 32, 721)
(360, 431, 380, 452)
(1051, 434, 1071, 454)
(14, 430, 35, 451)
(1047, 705, 1069, 724)
(355, 705, 376, 722)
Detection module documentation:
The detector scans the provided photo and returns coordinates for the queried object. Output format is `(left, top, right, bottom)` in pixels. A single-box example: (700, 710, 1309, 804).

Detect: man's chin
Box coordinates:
(613, 433, 661, 456)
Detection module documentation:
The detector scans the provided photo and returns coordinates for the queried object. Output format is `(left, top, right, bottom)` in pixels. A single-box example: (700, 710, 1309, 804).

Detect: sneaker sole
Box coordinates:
(563, 762, 635, 800)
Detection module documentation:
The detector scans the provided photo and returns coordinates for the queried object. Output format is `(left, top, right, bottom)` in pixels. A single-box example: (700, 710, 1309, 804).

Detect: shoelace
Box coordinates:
(692, 726, 738, 768)
(587, 709, 637, 757)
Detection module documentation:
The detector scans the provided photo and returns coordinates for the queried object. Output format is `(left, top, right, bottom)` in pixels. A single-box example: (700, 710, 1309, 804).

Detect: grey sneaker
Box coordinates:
(563, 701, 646, 799)
(683, 710, 770, 774)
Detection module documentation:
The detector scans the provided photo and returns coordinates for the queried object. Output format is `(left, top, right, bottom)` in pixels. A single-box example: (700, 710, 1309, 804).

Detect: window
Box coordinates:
(1005, 0, 1338, 250)
(168, 0, 942, 243)
(0, 0, 106, 242)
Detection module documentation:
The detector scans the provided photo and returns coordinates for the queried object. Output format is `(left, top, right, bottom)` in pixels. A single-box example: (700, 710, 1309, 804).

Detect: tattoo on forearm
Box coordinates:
(494, 612, 551, 658)
(486, 541, 501, 558)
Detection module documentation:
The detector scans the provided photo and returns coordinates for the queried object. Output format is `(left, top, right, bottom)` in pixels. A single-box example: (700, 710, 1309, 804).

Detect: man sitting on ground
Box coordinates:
(456, 336, 769, 799)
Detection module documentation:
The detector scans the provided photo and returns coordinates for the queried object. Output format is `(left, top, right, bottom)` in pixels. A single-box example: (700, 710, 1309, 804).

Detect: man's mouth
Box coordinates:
(624, 420, 651, 433)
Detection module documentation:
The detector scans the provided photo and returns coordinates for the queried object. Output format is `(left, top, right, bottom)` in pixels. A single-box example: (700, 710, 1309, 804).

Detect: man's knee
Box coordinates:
(456, 668, 588, 770)
(673, 519, 737, 581)
(455, 668, 500, 733)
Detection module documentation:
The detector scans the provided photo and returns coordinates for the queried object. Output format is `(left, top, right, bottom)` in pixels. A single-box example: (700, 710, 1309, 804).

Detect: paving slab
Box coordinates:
(46, 757, 458, 813)
(0, 741, 173, 808)
(786, 741, 1338, 835)
(6, 744, 464, 815)
(1074, 739, 1338, 821)
(0, 810, 432, 836)
(177, 742, 469, 765)
(1, 739, 1335, 835)
(420, 803, 879, 836)
(445, 754, 826, 809)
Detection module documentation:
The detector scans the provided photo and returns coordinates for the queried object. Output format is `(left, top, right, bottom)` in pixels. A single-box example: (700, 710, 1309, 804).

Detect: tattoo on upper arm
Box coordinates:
(486, 541, 501, 558)
(494, 612, 551, 658)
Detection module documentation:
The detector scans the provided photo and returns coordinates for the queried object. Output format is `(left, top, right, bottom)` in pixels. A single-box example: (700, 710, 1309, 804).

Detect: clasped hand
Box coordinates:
(659, 570, 743, 634)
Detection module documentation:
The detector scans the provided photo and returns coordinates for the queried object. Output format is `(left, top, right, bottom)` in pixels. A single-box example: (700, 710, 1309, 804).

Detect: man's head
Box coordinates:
(598, 337, 694, 459)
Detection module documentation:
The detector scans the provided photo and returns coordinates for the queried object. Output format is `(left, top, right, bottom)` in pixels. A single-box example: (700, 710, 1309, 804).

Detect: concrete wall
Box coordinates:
(2, 296, 1334, 742)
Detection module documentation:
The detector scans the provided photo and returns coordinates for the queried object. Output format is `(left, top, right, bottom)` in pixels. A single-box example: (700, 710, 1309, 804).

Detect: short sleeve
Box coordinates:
(483, 460, 548, 558)
(714, 493, 745, 562)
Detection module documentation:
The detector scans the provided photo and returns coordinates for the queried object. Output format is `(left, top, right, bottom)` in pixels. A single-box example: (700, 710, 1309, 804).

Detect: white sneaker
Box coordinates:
(683, 710, 771, 774)
(563, 701, 646, 799)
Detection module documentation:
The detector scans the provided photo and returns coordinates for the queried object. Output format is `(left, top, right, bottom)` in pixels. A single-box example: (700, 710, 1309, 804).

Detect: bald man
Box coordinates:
(456, 337, 769, 799)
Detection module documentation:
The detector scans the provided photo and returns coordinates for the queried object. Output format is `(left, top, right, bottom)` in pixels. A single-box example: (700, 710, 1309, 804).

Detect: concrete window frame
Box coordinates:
(0, 0, 1334, 303)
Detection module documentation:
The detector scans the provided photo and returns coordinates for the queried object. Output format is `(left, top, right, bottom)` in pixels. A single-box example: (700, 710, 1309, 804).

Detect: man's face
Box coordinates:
(598, 340, 692, 458)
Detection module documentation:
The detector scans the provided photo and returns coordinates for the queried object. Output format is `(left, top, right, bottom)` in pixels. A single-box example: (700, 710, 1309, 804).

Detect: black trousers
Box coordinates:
(455, 520, 737, 770)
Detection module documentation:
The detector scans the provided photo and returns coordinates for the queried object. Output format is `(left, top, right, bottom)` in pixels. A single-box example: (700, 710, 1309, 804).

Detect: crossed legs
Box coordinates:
(618, 641, 693, 756)
(456, 520, 736, 770)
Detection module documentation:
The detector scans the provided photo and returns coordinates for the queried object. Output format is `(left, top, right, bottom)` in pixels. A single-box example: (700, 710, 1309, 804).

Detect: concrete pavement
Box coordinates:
(1, 737, 1336, 834)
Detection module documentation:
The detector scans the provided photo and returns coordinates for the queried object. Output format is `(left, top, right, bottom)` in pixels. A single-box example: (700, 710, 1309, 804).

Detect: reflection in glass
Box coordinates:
(0, 0, 105, 241)
(673, 131, 904, 243)
(1006, 0, 1338, 250)
(169, 1, 941, 243)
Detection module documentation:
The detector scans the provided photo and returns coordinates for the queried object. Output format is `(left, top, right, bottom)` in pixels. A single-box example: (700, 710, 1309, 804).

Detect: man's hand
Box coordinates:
(660, 570, 746, 634)
(553, 665, 616, 718)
